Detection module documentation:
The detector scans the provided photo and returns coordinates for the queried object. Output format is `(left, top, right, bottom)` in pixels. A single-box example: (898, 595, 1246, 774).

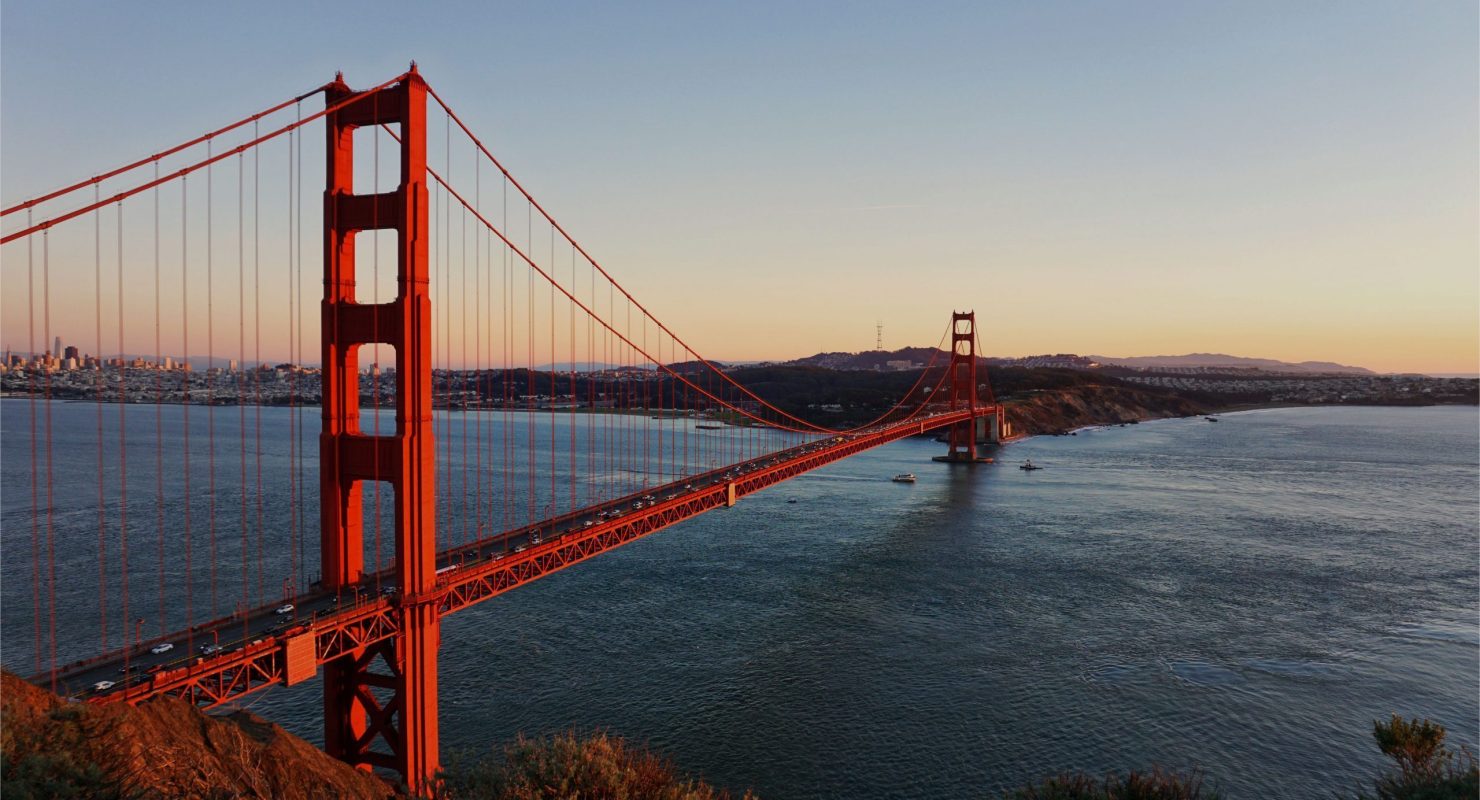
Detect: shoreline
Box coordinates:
(1001, 401, 1478, 443)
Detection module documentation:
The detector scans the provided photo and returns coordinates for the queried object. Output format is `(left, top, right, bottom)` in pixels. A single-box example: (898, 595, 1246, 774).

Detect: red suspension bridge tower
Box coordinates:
(937, 311, 996, 463)
(319, 66, 439, 782)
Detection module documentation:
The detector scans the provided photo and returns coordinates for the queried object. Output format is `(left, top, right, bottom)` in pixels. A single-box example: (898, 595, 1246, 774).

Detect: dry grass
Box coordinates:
(433, 730, 755, 800)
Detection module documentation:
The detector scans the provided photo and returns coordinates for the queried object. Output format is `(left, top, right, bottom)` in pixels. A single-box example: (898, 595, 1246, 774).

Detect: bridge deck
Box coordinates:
(47, 408, 982, 708)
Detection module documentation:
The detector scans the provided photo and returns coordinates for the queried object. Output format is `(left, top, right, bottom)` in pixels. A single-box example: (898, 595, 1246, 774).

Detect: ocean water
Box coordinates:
(3, 402, 1477, 797)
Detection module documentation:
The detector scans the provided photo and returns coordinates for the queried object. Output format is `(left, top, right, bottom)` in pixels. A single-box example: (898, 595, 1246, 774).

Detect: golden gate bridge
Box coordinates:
(0, 66, 1002, 791)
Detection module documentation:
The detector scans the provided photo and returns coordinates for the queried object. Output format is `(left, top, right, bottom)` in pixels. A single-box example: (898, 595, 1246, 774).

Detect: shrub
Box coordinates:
(1360, 715, 1478, 800)
(433, 730, 754, 800)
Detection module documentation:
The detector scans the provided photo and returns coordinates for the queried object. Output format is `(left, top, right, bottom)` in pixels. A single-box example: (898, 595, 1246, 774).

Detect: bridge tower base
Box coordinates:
(320, 67, 439, 792)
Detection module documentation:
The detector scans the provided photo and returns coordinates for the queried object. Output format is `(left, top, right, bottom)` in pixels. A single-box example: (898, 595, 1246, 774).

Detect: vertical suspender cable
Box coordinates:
(95, 188, 108, 653)
(548, 226, 555, 518)
(501, 175, 510, 543)
(587, 258, 594, 506)
(253, 121, 265, 606)
(569, 245, 577, 512)
(526, 200, 534, 526)
(474, 151, 482, 546)
(27, 215, 40, 672)
(282, 116, 294, 591)
(458, 193, 467, 544)
(239, 152, 249, 611)
(44, 230, 58, 689)
(444, 113, 454, 544)
(206, 141, 218, 620)
(117, 200, 130, 656)
(295, 100, 307, 593)
(153, 167, 164, 640)
(181, 177, 193, 650)
(643, 317, 650, 487)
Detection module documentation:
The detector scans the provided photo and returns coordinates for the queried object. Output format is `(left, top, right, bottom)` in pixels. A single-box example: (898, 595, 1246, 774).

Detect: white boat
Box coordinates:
(892, 473, 916, 483)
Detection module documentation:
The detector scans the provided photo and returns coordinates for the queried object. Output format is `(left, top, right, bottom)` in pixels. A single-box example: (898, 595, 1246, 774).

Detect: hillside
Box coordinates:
(1, 671, 394, 800)
(1001, 384, 1208, 436)
(1089, 353, 1374, 375)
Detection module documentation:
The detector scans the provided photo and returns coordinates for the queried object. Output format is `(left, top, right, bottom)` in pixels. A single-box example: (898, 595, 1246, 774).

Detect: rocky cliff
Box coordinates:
(1, 670, 395, 800)
(1002, 384, 1209, 436)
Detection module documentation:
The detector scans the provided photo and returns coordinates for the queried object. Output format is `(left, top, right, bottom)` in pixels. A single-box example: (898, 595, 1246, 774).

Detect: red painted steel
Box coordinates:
(0, 74, 408, 245)
(78, 408, 975, 716)
(438, 409, 974, 615)
(7, 67, 1003, 794)
(1, 85, 329, 218)
(320, 66, 438, 790)
(945, 311, 982, 462)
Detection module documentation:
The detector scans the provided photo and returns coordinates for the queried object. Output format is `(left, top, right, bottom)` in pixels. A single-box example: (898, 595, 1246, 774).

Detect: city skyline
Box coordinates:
(2, 1, 1476, 375)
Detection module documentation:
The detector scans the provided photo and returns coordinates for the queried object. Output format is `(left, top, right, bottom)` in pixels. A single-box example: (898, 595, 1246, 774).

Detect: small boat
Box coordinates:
(1205, 416, 1219, 422)
(1019, 460, 1043, 471)
(891, 473, 916, 483)
(786, 498, 798, 504)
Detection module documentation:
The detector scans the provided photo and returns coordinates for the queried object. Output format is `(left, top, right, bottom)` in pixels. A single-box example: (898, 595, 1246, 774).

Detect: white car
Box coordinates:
(92, 680, 115, 692)
(275, 604, 295, 615)
(149, 642, 174, 655)
(200, 643, 223, 655)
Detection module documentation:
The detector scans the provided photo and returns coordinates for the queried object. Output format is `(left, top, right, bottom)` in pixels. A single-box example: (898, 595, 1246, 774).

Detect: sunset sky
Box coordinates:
(3, 1, 1476, 375)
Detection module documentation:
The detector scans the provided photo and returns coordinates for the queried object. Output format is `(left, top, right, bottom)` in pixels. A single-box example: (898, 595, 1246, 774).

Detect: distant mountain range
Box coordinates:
(773, 348, 1377, 376)
(1088, 353, 1375, 375)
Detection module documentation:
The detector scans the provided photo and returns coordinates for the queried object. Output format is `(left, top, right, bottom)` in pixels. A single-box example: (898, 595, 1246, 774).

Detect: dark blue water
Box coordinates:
(3, 403, 1477, 797)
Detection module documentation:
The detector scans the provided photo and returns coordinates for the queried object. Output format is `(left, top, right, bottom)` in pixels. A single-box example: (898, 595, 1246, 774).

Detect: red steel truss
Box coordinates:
(82, 407, 981, 704)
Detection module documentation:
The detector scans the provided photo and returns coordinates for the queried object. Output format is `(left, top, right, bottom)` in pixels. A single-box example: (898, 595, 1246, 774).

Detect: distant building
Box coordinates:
(63, 345, 79, 361)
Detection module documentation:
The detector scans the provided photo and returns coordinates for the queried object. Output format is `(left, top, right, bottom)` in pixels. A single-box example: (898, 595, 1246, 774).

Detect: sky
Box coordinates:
(2, 1, 1476, 374)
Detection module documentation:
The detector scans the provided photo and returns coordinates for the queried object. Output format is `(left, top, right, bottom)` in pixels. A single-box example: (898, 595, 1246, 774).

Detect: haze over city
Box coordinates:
(3, 1, 1476, 375)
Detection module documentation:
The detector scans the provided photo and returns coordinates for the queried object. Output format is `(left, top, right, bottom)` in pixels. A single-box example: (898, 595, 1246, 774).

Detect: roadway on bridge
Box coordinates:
(52, 430, 871, 700)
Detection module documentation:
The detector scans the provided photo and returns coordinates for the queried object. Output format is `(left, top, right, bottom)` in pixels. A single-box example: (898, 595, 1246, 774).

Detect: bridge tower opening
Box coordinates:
(935, 311, 996, 463)
(320, 67, 439, 789)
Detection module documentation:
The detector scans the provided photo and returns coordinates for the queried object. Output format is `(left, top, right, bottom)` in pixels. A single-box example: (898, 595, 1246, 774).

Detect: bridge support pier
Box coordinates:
(319, 66, 439, 791)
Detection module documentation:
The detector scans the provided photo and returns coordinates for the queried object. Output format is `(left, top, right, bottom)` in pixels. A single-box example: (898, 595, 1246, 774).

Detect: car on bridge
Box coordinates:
(275, 603, 295, 615)
(149, 642, 174, 654)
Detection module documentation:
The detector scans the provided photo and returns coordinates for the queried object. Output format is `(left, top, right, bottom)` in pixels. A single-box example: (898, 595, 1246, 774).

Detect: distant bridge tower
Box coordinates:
(320, 67, 439, 789)
(876, 320, 884, 351)
(936, 311, 994, 462)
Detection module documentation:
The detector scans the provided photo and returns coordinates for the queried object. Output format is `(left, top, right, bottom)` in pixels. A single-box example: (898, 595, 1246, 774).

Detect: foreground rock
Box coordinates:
(1, 670, 394, 799)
